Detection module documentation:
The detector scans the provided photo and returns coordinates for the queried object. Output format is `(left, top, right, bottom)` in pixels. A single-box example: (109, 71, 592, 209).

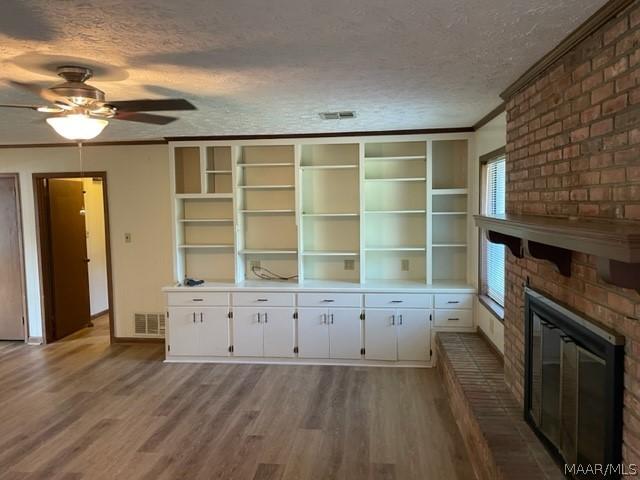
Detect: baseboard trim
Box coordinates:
(112, 336, 165, 344)
(90, 309, 109, 320)
(27, 336, 43, 345)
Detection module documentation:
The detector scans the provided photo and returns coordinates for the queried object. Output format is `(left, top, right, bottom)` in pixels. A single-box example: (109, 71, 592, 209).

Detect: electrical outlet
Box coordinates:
(401, 259, 410, 271)
(249, 260, 261, 270)
(344, 259, 355, 271)
(124, 233, 132, 243)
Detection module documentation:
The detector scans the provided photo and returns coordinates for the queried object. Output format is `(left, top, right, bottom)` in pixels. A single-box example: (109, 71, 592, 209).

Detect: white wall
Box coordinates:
(474, 112, 506, 353)
(0, 144, 173, 338)
(83, 178, 109, 316)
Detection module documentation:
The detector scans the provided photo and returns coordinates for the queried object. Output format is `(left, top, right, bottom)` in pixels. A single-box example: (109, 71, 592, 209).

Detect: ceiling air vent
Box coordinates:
(134, 313, 166, 337)
(319, 111, 356, 120)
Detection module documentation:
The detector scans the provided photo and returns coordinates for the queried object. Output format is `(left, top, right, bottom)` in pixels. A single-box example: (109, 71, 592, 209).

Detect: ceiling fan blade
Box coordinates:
(0, 103, 40, 110)
(112, 111, 177, 125)
(107, 99, 196, 112)
(9, 80, 76, 108)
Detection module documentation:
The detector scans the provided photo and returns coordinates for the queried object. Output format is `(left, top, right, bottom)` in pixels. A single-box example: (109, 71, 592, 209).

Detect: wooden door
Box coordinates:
(197, 307, 230, 356)
(232, 307, 264, 356)
(262, 308, 295, 358)
(167, 307, 198, 356)
(0, 176, 24, 340)
(328, 308, 362, 359)
(47, 179, 91, 340)
(397, 309, 430, 361)
(297, 308, 329, 359)
(364, 309, 397, 361)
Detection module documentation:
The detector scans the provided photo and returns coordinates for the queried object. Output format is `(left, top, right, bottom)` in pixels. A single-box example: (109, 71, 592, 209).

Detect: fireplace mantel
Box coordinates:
(474, 213, 640, 291)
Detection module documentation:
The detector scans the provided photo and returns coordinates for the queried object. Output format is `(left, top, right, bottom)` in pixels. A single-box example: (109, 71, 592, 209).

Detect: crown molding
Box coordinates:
(473, 103, 506, 131)
(500, 0, 635, 100)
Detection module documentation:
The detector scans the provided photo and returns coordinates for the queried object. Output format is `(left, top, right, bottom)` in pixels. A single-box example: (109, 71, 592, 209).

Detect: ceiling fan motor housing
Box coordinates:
(50, 66, 105, 104)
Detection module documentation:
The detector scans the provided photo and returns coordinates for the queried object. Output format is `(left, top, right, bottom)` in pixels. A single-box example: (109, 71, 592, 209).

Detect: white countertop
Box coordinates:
(163, 279, 476, 294)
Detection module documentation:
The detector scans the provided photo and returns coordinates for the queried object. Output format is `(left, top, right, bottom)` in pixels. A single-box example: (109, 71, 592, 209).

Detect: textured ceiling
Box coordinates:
(0, 0, 607, 144)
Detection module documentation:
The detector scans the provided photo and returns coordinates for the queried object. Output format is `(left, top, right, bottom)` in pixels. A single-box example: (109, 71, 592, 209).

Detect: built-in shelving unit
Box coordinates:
(169, 135, 472, 287)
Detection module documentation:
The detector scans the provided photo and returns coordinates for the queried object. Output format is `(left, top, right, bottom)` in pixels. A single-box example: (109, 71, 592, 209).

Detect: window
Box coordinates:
(481, 157, 506, 307)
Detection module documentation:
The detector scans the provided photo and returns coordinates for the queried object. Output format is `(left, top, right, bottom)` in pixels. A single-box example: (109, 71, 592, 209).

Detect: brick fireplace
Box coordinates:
(503, 0, 640, 467)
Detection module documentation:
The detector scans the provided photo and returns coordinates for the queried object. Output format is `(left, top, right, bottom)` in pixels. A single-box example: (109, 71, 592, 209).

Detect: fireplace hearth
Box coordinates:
(524, 287, 625, 478)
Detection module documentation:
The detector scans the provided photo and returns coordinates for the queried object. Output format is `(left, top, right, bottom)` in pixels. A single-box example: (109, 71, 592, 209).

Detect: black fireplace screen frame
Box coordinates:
(523, 287, 624, 473)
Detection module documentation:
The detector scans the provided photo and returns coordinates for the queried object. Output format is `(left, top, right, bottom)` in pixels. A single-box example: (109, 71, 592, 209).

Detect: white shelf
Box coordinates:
(176, 193, 233, 199)
(432, 212, 467, 215)
(302, 212, 359, 217)
(238, 185, 295, 190)
(240, 249, 297, 255)
(237, 163, 294, 168)
(365, 247, 426, 252)
(301, 165, 358, 170)
(365, 210, 426, 214)
(432, 244, 467, 248)
(179, 244, 234, 249)
(240, 209, 295, 214)
(301, 251, 359, 256)
(365, 156, 426, 161)
(432, 188, 468, 195)
(179, 218, 233, 223)
(365, 177, 426, 182)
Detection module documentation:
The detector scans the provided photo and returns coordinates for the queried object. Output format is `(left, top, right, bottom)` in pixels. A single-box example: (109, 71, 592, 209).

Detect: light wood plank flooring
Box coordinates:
(0, 317, 475, 480)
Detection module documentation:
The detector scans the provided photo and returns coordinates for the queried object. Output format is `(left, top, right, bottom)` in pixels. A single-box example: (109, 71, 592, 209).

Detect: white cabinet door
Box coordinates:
(263, 308, 295, 358)
(197, 307, 230, 356)
(329, 308, 362, 359)
(298, 308, 330, 359)
(167, 307, 198, 356)
(396, 309, 430, 361)
(232, 307, 264, 357)
(364, 309, 397, 361)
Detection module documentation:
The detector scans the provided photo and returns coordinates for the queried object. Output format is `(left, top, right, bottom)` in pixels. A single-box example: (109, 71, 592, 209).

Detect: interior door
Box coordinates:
(0, 176, 24, 340)
(262, 308, 295, 358)
(297, 308, 329, 359)
(197, 307, 230, 356)
(328, 308, 361, 359)
(232, 307, 264, 356)
(47, 179, 91, 339)
(167, 307, 197, 356)
(396, 309, 430, 361)
(364, 309, 397, 361)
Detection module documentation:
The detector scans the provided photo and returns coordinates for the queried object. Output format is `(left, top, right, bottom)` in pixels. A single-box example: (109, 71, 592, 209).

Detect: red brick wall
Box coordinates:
(504, 0, 640, 465)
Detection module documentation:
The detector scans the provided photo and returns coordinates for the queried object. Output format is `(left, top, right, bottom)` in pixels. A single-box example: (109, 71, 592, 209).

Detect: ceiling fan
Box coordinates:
(1, 66, 196, 140)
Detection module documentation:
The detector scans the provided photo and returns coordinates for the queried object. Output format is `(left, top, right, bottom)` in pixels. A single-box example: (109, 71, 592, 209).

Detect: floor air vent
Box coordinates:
(319, 111, 356, 120)
(134, 313, 166, 337)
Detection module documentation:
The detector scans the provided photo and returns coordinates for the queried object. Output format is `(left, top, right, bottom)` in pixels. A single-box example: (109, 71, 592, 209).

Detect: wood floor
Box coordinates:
(0, 317, 475, 480)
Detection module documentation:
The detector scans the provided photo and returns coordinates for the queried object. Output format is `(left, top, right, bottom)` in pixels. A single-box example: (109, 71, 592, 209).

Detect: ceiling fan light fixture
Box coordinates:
(46, 114, 108, 140)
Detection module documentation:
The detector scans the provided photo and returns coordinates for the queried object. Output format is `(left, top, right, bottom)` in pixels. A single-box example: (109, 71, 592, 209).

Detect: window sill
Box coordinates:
(478, 294, 505, 323)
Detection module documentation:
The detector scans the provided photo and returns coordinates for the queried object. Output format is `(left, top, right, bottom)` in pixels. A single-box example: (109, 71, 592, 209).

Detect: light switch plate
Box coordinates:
(344, 259, 355, 271)
(401, 259, 410, 271)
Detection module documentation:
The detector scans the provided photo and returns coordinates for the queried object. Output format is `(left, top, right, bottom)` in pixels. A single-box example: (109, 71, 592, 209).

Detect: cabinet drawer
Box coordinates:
(434, 310, 473, 328)
(364, 293, 432, 309)
(297, 293, 361, 307)
(167, 292, 229, 306)
(232, 292, 295, 307)
(434, 293, 473, 310)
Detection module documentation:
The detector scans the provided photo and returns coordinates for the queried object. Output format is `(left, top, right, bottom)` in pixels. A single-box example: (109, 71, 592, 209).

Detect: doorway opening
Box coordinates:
(0, 174, 28, 341)
(34, 172, 114, 343)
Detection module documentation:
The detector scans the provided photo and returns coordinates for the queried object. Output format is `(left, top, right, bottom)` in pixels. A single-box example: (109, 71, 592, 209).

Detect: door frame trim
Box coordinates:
(32, 171, 115, 343)
(0, 173, 28, 341)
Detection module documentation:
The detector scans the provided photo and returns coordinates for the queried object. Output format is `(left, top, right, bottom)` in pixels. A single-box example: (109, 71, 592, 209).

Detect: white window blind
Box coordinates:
(485, 159, 506, 306)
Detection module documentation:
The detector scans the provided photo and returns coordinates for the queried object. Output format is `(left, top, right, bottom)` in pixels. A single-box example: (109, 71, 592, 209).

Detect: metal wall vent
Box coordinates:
(134, 313, 166, 337)
(319, 111, 356, 120)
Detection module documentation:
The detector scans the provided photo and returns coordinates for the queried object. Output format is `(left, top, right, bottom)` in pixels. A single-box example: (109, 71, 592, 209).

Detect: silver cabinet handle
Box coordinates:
(264, 312, 268, 324)
(192, 312, 196, 323)
(321, 313, 327, 325)
(322, 299, 335, 303)
(192, 298, 204, 302)
(330, 314, 334, 325)
(448, 318, 460, 322)
(391, 315, 396, 325)
(447, 301, 459, 304)
(398, 314, 403, 325)
(200, 312, 203, 323)
(257, 313, 262, 324)
(390, 300, 403, 303)
(257, 298, 268, 302)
